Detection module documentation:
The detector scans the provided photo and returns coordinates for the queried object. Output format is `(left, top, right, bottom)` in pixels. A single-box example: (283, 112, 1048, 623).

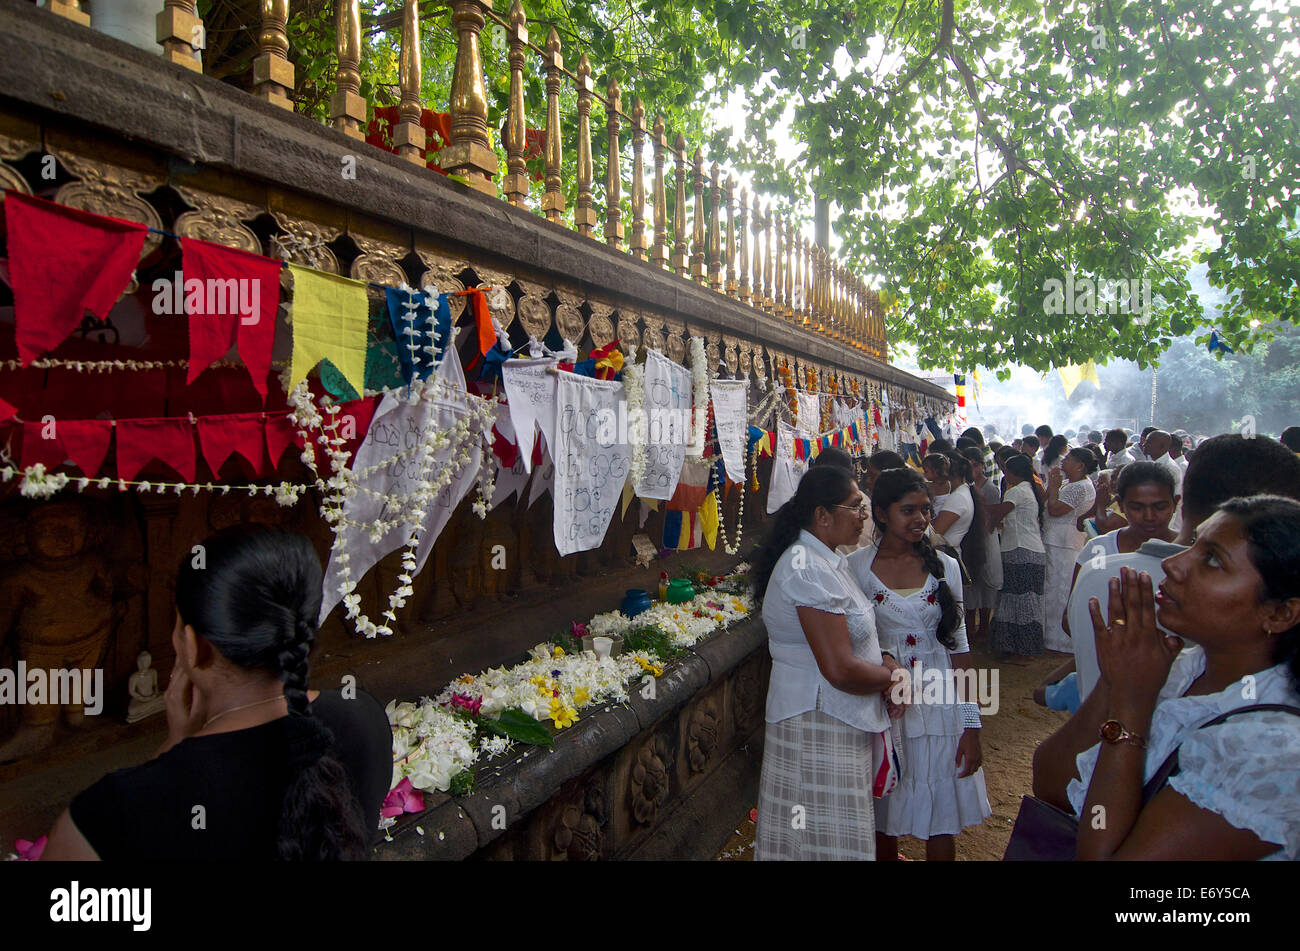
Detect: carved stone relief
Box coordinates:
(722, 335, 740, 376)
(661, 317, 685, 364)
(554, 291, 585, 345)
(0, 133, 35, 198)
(686, 696, 720, 774)
(416, 249, 468, 321)
(349, 234, 408, 286)
(53, 153, 165, 283)
(738, 340, 753, 379)
(269, 211, 341, 274)
(588, 302, 615, 348)
(551, 784, 606, 861)
(628, 734, 672, 826)
(615, 310, 641, 354)
(640, 315, 664, 354)
(172, 186, 263, 253)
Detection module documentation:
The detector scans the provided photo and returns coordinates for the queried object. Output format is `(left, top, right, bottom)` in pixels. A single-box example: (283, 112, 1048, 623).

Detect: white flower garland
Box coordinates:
(687, 337, 709, 462)
(623, 345, 646, 489)
(0, 462, 312, 505)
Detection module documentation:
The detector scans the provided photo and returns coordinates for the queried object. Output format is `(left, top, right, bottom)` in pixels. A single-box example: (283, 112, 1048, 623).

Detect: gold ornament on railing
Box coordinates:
(773, 210, 785, 318)
(651, 115, 668, 268)
(542, 29, 565, 221)
(253, 1, 293, 109)
(785, 217, 795, 321)
(330, 0, 365, 139)
(630, 99, 647, 261)
(691, 147, 706, 283)
(502, 0, 529, 201)
(159, 0, 203, 73)
(724, 177, 737, 299)
(444, 0, 496, 194)
(46, 0, 89, 27)
(738, 189, 751, 304)
(604, 76, 623, 249)
(395, 0, 427, 166)
(672, 133, 689, 277)
(574, 53, 596, 237)
(707, 162, 722, 291)
(763, 204, 774, 314)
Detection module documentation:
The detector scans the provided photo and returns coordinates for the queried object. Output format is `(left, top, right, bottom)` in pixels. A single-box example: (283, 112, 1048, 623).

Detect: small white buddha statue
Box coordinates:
(125, 650, 166, 723)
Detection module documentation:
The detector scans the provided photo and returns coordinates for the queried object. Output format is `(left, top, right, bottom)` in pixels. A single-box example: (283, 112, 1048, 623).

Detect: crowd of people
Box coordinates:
(751, 422, 1300, 861)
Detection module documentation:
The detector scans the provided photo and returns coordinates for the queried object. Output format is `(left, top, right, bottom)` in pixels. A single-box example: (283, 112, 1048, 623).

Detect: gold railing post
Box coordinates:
(724, 177, 737, 299)
(502, 0, 529, 199)
(253, 1, 294, 110)
(784, 218, 794, 320)
(751, 199, 764, 310)
(604, 76, 624, 249)
(798, 236, 809, 323)
(542, 30, 565, 222)
(769, 210, 780, 317)
(444, 0, 497, 194)
(394, 0, 428, 166)
(47, 1, 90, 26)
(158, 0, 204, 72)
(763, 204, 774, 314)
(672, 133, 689, 277)
(691, 147, 706, 283)
(707, 161, 722, 291)
(738, 189, 751, 304)
(630, 99, 648, 261)
(330, 0, 365, 139)
(650, 115, 668, 268)
(574, 53, 596, 236)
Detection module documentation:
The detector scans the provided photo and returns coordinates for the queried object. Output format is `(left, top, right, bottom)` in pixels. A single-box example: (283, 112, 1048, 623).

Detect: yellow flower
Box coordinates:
(457, 674, 475, 684)
(550, 699, 578, 728)
(574, 686, 590, 706)
(552, 645, 565, 658)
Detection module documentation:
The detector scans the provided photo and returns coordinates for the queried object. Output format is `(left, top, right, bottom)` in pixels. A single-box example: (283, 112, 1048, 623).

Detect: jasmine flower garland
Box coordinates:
(687, 337, 710, 462)
(623, 345, 646, 489)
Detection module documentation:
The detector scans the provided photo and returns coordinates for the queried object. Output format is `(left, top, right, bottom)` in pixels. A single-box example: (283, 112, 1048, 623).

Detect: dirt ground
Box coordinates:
(716, 644, 1073, 861)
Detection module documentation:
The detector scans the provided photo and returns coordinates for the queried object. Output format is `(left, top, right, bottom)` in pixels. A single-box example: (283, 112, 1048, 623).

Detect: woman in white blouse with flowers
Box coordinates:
(848, 467, 992, 860)
(751, 465, 904, 861)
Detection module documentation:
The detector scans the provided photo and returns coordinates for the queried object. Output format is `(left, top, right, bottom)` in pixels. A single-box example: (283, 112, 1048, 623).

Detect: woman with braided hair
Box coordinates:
(848, 468, 992, 860)
(43, 526, 392, 860)
(751, 465, 905, 860)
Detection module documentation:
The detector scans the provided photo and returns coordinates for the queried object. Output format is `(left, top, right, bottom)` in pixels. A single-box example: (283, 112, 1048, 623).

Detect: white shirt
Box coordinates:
(934, 483, 974, 550)
(760, 530, 891, 732)
(998, 480, 1045, 553)
(1106, 448, 1136, 468)
(1067, 538, 1184, 699)
(1067, 646, 1300, 860)
(1043, 478, 1096, 549)
(1152, 453, 1185, 532)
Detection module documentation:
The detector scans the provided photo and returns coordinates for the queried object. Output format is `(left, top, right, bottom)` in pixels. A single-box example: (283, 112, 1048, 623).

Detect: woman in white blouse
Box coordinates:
(751, 465, 904, 860)
(1033, 495, 1300, 859)
(848, 468, 992, 860)
(985, 453, 1048, 661)
(1042, 448, 1099, 653)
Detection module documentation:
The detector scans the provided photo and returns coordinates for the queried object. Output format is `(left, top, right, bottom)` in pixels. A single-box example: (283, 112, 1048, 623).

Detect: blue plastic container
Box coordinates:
(621, 588, 653, 617)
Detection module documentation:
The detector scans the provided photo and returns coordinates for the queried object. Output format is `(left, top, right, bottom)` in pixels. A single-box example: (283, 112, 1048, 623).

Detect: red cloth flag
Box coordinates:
(4, 191, 148, 366)
(116, 418, 196, 482)
(265, 413, 303, 469)
(455, 287, 496, 372)
(198, 413, 267, 475)
(0, 395, 16, 422)
(181, 238, 281, 399)
(59, 420, 114, 478)
(21, 420, 65, 470)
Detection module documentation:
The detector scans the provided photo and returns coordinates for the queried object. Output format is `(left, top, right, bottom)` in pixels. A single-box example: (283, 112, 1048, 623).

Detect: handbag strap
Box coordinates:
(1141, 702, 1300, 806)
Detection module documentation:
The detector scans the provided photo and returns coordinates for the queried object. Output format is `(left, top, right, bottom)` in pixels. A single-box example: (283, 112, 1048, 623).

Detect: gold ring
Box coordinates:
(1111, 619, 1126, 627)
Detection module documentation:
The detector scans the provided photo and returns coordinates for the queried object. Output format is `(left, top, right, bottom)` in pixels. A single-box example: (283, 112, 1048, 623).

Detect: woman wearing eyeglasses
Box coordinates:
(751, 465, 905, 860)
(848, 468, 992, 860)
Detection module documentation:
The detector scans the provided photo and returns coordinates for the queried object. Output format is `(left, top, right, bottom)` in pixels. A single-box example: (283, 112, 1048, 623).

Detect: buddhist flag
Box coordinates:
(1058, 361, 1100, 399)
(662, 509, 702, 549)
(953, 373, 966, 410)
(287, 264, 368, 396)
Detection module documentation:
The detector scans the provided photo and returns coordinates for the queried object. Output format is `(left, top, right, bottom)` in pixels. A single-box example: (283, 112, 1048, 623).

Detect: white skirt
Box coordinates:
(875, 733, 992, 838)
(1043, 543, 1079, 653)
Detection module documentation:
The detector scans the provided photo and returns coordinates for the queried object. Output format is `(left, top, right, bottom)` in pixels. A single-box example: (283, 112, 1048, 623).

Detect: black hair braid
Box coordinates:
(916, 536, 961, 650)
(279, 616, 314, 719)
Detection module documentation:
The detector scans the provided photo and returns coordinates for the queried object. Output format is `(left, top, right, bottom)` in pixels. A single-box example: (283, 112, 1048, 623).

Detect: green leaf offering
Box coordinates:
(481, 707, 554, 747)
(449, 767, 476, 797)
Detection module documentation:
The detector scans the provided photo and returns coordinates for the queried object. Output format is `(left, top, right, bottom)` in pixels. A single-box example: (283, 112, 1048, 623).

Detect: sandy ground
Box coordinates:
(716, 645, 1073, 861)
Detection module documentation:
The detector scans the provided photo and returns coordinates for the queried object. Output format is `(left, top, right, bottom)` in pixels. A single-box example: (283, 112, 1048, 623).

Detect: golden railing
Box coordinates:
(47, 0, 889, 363)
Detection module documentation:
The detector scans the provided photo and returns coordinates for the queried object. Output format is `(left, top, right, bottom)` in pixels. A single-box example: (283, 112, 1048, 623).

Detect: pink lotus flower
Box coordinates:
(571, 621, 589, 638)
(381, 778, 425, 819)
(14, 836, 46, 861)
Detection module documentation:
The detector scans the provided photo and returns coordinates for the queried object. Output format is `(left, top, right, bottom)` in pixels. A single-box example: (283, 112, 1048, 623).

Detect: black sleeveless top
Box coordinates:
(69, 689, 393, 860)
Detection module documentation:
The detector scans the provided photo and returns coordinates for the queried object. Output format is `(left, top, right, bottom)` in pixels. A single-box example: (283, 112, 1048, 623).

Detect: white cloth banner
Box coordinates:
(319, 346, 480, 625)
(528, 450, 554, 508)
(501, 357, 557, 473)
(553, 373, 632, 555)
(710, 379, 748, 484)
(800, 391, 820, 432)
(767, 420, 811, 514)
(635, 349, 692, 500)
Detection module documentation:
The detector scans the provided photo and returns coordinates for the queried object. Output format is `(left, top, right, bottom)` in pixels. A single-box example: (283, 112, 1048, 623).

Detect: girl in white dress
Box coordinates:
(1043, 448, 1099, 652)
(848, 468, 992, 860)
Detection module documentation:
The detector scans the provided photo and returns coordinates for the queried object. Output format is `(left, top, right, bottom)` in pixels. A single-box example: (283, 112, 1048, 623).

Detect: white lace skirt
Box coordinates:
(875, 733, 992, 838)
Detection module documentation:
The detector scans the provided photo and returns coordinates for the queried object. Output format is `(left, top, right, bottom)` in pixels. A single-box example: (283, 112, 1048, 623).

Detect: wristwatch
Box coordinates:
(1098, 719, 1147, 749)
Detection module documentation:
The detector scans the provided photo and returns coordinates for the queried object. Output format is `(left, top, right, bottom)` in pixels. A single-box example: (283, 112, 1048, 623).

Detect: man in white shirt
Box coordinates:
(1170, 431, 1191, 472)
(1102, 429, 1135, 468)
(1143, 430, 1184, 531)
(1066, 433, 1300, 700)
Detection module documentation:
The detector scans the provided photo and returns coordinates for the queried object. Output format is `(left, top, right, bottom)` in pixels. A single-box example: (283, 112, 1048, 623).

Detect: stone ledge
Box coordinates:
(0, 0, 948, 400)
(376, 614, 768, 859)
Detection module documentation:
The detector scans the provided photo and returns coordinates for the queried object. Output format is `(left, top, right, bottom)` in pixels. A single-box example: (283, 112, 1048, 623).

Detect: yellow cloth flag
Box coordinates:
(288, 264, 369, 396)
(1058, 361, 1100, 399)
(621, 480, 635, 518)
(700, 490, 719, 550)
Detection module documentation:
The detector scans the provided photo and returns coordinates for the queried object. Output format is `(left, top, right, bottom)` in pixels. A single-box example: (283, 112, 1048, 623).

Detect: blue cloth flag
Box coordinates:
(385, 288, 451, 384)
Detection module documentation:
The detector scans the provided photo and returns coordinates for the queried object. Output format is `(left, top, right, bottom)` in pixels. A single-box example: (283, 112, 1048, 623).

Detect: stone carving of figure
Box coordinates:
(125, 650, 165, 723)
(0, 501, 115, 762)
